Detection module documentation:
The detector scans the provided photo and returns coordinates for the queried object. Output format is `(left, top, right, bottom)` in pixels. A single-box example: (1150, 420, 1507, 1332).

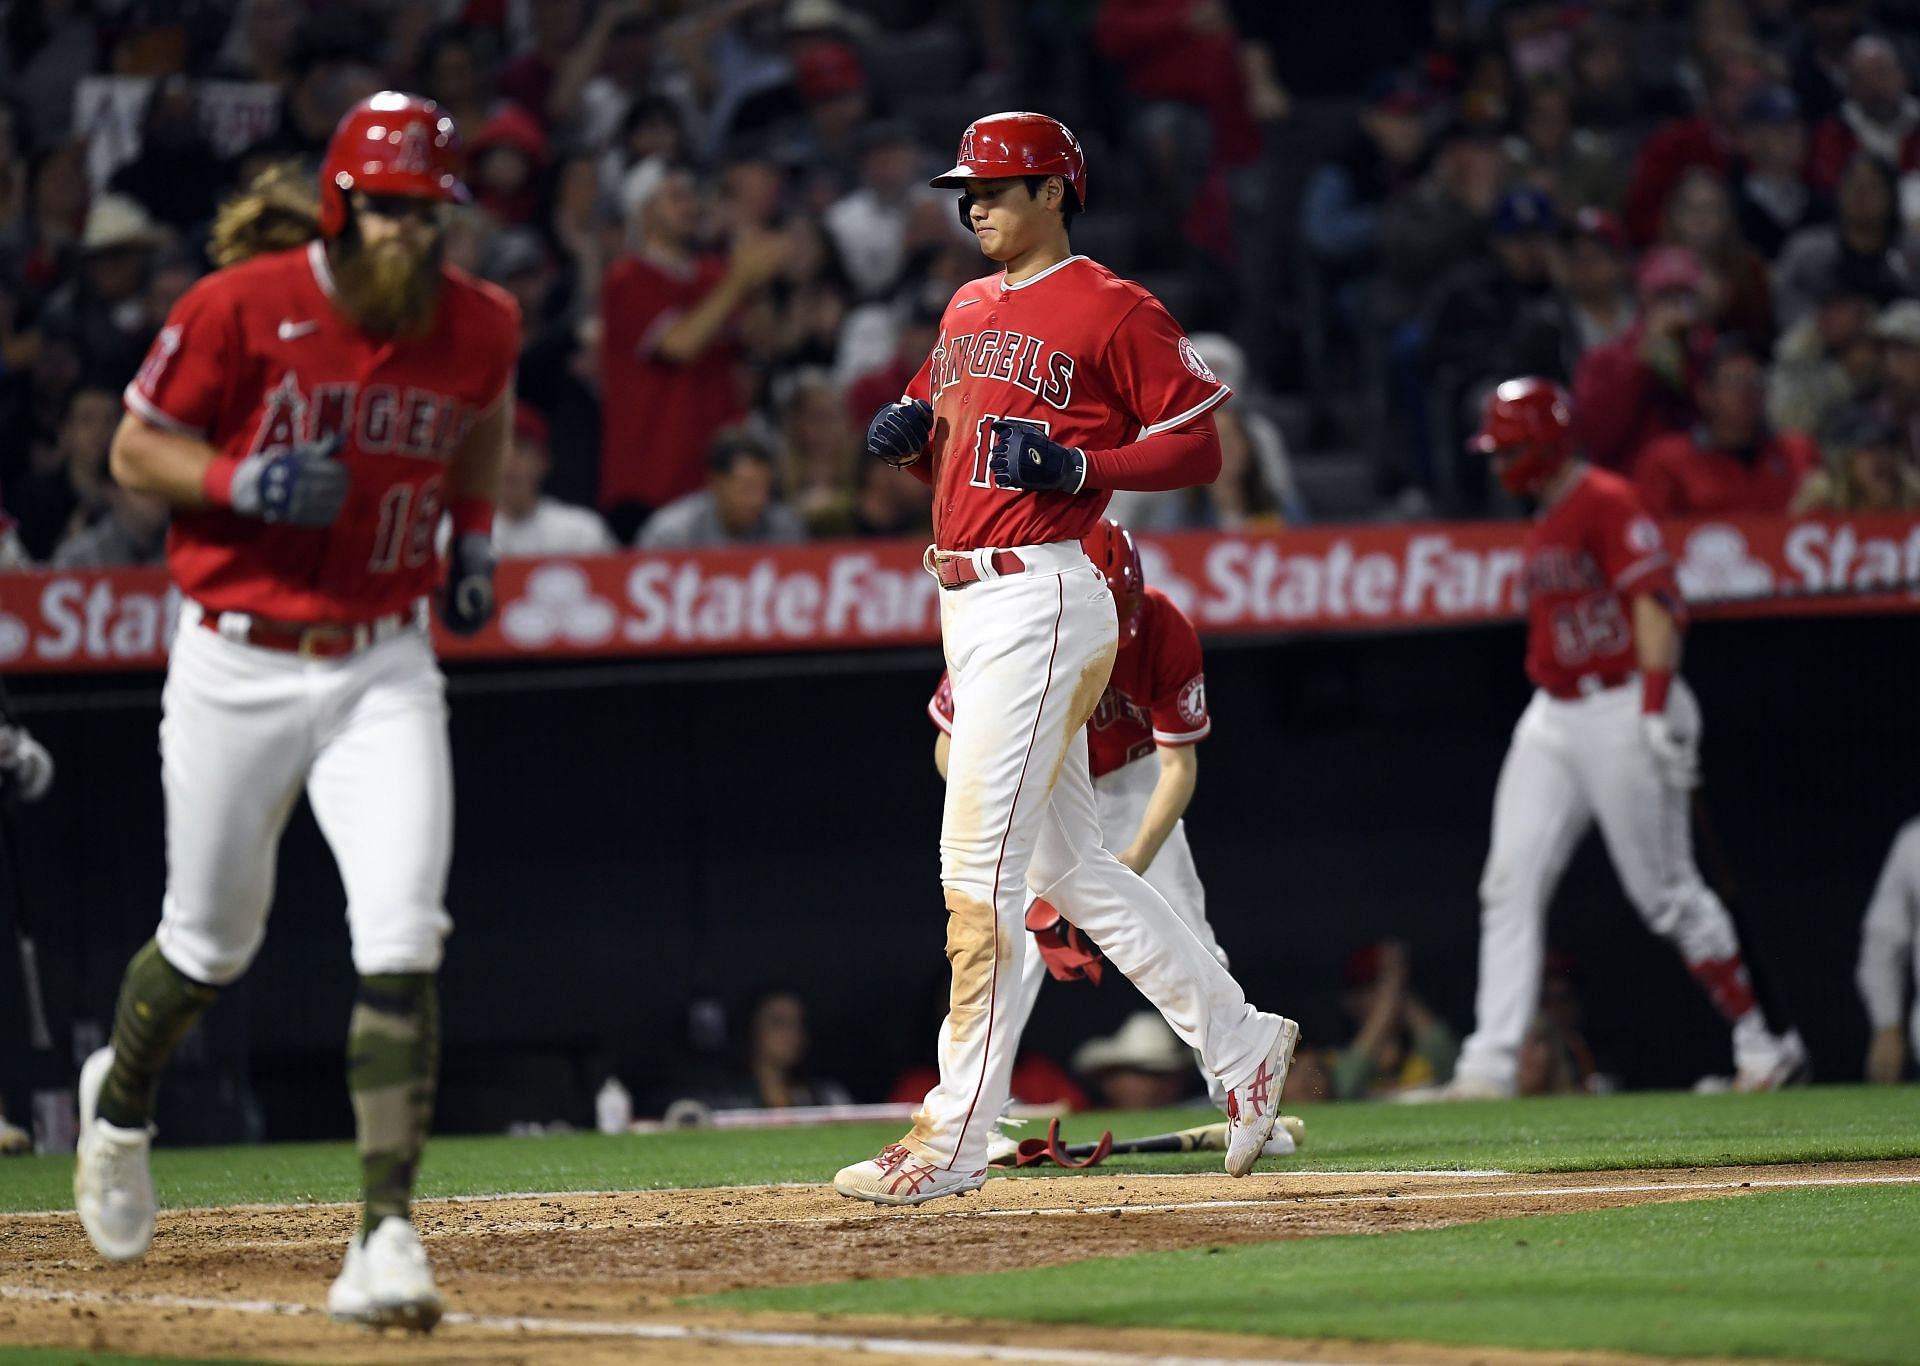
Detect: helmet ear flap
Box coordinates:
(954, 192, 971, 231)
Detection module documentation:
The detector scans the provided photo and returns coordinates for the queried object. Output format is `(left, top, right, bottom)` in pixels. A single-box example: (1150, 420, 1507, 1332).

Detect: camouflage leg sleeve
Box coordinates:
(347, 974, 439, 1236)
(98, 940, 221, 1130)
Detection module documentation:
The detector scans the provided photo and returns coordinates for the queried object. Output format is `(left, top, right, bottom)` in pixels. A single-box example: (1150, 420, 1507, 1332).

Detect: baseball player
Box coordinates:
(838, 111, 1298, 1206)
(930, 519, 1299, 1161)
(1448, 378, 1806, 1097)
(1857, 816, 1920, 1083)
(71, 94, 518, 1331)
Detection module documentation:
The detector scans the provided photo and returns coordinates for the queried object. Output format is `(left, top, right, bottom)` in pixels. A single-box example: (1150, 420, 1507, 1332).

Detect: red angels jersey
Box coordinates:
(125, 241, 520, 622)
(931, 587, 1210, 777)
(905, 256, 1229, 552)
(1521, 466, 1682, 693)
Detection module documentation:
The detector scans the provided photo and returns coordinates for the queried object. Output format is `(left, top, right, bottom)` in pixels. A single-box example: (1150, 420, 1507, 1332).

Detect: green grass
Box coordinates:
(706, 1184, 1920, 1364)
(0, 1085, 1915, 1214)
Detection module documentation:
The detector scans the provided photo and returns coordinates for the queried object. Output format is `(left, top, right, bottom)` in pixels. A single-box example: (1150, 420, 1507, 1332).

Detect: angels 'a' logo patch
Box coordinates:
(1178, 337, 1216, 383)
(1625, 515, 1663, 554)
(394, 121, 432, 174)
(1177, 674, 1206, 726)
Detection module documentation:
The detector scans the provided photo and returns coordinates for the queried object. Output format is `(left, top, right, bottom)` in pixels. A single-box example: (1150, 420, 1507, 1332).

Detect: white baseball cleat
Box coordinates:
(986, 1126, 1020, 1165)
(1733, 1029, 1811, 1092)
(73, 1046, 156, 1263)
(328, 1216, 444, 1332)
(1222, 1017, 1299, 1177)
(834, 1142, 987, 1206)
(1439, 1074, 1517, 1101)
(1262, 1114, 1304, 1157)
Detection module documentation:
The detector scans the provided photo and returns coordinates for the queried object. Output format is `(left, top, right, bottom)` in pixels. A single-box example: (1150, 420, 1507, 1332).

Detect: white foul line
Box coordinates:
(0, 1283, 1394, 1366)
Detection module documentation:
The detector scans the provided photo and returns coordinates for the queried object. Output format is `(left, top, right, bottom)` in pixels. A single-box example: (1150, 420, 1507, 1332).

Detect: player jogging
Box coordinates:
(1449, 378, 1806, 1097)
(838, 111, 1297, 1205)
(930, 519, 1296, 1161)
(72, 93, 519, 1330)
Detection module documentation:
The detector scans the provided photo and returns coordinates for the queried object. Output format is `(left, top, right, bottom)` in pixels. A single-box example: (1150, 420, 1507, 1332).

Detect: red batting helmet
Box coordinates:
(1082, 517, 1145, 645)
(319, 91, 468, 238)
(930, 111, 1087, 212)
(1467, 377, 1575, 497)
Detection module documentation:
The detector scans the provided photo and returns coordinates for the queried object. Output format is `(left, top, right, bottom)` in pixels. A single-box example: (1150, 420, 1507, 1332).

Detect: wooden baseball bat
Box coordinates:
(1057, 1116, 1304, 1159)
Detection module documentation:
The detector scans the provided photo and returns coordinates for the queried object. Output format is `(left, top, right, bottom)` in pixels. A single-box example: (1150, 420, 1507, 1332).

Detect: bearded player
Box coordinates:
(839, 112, 1298, 1205)
(930, 519, 1297, 1162)
(72, 94, 518, 1329)
(1449, 379, 1806, 1097)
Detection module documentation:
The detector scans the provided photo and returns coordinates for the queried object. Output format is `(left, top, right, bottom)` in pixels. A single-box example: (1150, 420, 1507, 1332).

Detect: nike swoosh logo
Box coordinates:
(277, 320, 318, 341)
(953, 299, 981, 309)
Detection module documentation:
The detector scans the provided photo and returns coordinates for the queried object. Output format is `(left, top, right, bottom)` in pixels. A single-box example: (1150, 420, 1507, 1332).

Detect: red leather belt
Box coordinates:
(198, 609, 409, 659)
(1543, 669, 1633, 701)
(932, 549, 1025, 590)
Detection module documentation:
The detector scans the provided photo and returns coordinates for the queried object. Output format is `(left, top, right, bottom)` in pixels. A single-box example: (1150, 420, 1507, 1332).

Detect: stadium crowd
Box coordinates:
(7, 0, 1920, 568)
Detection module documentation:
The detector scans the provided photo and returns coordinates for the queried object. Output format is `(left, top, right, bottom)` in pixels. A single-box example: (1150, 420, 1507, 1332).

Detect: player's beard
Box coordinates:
(332, 234, 445, 339)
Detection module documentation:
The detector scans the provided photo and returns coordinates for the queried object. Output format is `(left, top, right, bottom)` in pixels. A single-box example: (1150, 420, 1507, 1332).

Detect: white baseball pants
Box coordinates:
(1453, 679, 1785, 1088)
(906, 542, 1281, 1171)
(154, 603, 455, 986)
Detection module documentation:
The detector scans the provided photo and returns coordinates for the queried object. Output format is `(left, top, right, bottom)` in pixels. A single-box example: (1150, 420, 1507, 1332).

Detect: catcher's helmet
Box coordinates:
(1082, 517, 1145, 645)
(1467, 377, 1574, 497)
(319, 91, 467, 238)
(930, 111, 1086, 212)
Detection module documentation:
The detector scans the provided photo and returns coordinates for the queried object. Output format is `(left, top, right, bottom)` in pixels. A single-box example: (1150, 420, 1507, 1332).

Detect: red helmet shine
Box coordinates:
(1468, 377, 1575, 496)
(319, 91, 468, 238)
(930, 111, 1087, 211)
(1082, 518, 1145, 644)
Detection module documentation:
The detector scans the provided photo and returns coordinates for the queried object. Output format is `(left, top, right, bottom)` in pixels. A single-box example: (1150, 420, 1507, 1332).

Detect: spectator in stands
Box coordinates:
(1857, 815, 1920, 1084)
(1634, 333, 1818, 515)
(601, 93, 689, 199)
(214, 0, 300, 87)
(1506, 208, 1637, 385)
(50, 482, 168, 569)
(844, 288, 943, 433)
(1661, 167, 1773, 339)
(681, 987, 854, 1112)
(1733, 86, 1822, 261)
(774, 369, 860, 537)
(599, 159, 784, 543)
(1808, 35, 1920, 193)
(13, 140, 88, 295)
(1569, 20, 1646, 140)
(479, 229, 599, 511)
(847, 457, 932, 540)
(824, 120, 950, 302)
(1071, 1011, 1199, 1111)
(467, 104, 548, 228)
(417, 26, 496, 139)
(1791, 404, 1920, 512)
(1328, 941, 1458, 1101)
(498, 0, 582, 132)
(1424, 186, 1560, 446)
(1505, 76, 1624, 214)
(1573, 246, 1715, 472)
(494, 406, 615, 558)
(11, 382, 113, 563)
(1872, 299, 1920, 466)
(1378, 114, 1505, 326)
(37, 195, 170, 391)
(551, 1, 659, 149)
(108, 76, 227, 235)
(1768, 280, 1879, 438)
(3, 0, 96, 150)
(1298, 71, 1430, 288)
(244, 14, 381, 163)
(1625, 45, 1767, 246)
(1792, 0, 1868, 125)
(783, 37, 869, 192)
(1773, 152, 1913, 333)
(637, 428, 805, 550)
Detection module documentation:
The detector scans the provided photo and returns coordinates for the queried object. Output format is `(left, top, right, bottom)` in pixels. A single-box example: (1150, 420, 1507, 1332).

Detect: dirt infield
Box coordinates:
(4, 1160, 1916, 1364)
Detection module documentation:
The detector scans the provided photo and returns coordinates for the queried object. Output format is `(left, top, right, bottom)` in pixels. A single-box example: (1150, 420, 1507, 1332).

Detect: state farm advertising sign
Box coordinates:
(1, 515, 1913, 674)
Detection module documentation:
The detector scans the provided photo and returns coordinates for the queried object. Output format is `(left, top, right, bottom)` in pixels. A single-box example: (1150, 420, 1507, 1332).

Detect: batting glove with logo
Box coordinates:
(990, 422, 1086, 493)
(866, 399, 933, 468)
(440, 532, 497, 637)
(226, 435, 349, 526)
(1641, 712, 1700, 790)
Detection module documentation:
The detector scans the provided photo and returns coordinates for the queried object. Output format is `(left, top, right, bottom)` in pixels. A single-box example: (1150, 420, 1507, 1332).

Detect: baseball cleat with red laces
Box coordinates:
(833, 1142, 988, 1206)
(1223, 1017, 1300, 1177)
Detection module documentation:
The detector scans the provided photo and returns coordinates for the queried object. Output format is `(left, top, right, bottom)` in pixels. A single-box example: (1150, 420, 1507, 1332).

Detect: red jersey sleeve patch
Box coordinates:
(1103, 296, 1230, 437)
(1146, 595, 1211, 743)
(125, 277, 238, 436)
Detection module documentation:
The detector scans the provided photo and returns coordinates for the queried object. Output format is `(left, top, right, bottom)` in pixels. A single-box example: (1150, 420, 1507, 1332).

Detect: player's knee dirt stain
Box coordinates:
(939, 889, 1010, 1052)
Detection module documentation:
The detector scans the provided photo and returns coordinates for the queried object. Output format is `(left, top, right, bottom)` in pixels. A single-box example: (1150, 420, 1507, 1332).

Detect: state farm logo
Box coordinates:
(1677, 524, 1774, 601)
(500, 562, 617, 647)
(1133, 539, 1197, 616)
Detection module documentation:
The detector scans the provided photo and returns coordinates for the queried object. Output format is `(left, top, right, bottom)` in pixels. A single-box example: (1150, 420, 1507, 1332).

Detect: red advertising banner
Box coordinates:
(2, 515, 1914, 674)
